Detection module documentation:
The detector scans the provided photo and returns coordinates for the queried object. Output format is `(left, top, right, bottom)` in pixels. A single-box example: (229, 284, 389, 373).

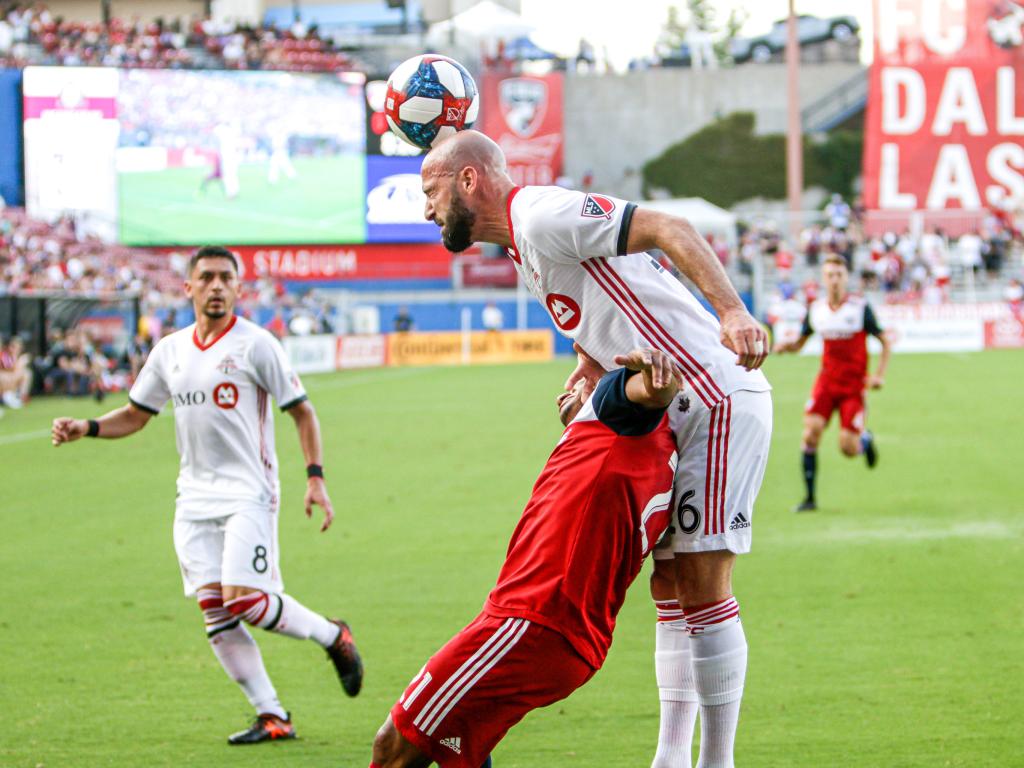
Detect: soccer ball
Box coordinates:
(384, 54, 479, 150)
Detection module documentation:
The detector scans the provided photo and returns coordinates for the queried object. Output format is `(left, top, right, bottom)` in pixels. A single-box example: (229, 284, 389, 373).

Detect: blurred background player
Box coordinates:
(774, 253, 891, 512)
(371, 348, 681, 768)
(420, 130, 772, 768)
(267, 119, 296, 186)
(50, 246, 363, 744)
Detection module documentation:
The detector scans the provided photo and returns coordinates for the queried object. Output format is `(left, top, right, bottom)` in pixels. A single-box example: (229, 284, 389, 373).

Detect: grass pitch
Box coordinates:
(118, 154, 367, 246)
(1, 351, 1022, 767)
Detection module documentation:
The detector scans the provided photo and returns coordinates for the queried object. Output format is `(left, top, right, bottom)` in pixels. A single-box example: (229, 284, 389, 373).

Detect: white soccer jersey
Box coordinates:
(506, 186, 769, 409)
(129, 316, 306, 520)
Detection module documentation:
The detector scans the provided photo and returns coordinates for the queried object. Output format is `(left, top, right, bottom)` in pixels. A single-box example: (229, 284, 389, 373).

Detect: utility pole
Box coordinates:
(785, 0, 803, 245)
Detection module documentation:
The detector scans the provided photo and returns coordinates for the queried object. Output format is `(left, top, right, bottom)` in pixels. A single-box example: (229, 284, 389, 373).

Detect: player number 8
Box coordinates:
(252, 545, 269, 574)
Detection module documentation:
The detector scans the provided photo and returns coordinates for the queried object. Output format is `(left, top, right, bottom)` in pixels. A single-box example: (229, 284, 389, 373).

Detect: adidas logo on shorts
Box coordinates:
(728, 512, 751, 531)
(439, 736, 462, 754)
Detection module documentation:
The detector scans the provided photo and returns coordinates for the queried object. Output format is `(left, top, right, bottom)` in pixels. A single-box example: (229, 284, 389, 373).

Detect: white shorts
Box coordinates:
(172, 507, 283, 598)
(654, 388, 773, 557)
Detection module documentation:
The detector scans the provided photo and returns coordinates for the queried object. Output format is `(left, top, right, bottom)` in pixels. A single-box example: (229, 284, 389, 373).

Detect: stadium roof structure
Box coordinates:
(426, 0, 535, 45)
(641, 197, 738, 246)
(263, 1, 424, 34)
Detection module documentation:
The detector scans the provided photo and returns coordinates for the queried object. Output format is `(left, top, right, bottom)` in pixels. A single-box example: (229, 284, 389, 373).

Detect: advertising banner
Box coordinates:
(984, 315, 1024, 347)
(456, 255, 519, 288)
(0, 69, 24, 206)
(863, 0, 1024, 216)
(387, 330, 553, 367)
(336, 334, 388, 369)
(479, 72, 563, 187)
(365, 155, 438, 242)
(231, 243, 452, 282)
(282, 335, 337, 374)
(23, 67, 119, 240)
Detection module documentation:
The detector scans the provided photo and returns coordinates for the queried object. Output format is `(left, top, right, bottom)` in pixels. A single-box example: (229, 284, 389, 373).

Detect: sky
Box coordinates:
(518, 0, 873, 70)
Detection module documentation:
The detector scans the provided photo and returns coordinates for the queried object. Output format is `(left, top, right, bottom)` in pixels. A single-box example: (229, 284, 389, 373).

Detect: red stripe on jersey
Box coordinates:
(595, 258, 725, 403)
(505, 187, 523, 264)
(718, 397, 732, 535)
(713, 401, 726, 534)
(585, 259, 715, 406)
(192, 315, 237, 351)
(703, 404, 719, 535)
(582, 259, 716, 408)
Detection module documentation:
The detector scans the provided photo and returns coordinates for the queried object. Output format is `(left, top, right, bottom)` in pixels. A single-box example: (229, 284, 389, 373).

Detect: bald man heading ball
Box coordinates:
(413, 130, 774, 766)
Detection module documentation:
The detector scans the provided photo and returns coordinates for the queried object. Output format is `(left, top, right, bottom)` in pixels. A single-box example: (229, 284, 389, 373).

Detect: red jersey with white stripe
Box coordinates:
(505, 185, 769, 410)
(802, 295, 883, 395)
(129, 315, 307, 520)
(485, 368, 678, 669)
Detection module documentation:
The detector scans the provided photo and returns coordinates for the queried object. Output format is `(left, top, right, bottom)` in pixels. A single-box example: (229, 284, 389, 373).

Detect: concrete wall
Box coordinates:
(562, 62, 864, 200)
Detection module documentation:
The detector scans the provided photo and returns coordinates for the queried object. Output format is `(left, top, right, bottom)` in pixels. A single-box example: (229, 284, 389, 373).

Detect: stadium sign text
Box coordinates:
(863, 0, 1024, 212)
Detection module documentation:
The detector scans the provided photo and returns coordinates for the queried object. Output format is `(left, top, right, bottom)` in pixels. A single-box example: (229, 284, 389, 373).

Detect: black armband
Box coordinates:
(86, 419, 100, 438)
(306, 464, 324, 479)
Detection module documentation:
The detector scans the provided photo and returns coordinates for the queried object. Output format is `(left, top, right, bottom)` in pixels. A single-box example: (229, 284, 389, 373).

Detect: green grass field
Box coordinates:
(118, 155, 366, 246)
(2, 351, 1022, 767)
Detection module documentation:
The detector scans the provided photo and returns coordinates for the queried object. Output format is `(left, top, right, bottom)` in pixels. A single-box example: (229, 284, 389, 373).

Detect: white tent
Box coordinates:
(426, 0, 536, 45)
(640, 197, 738, 246)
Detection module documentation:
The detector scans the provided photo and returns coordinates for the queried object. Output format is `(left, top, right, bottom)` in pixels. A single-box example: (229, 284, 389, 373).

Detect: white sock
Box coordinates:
(273, 594, 340, 647)
(684, 597, 747, 768)
(224, 592, 340, 648)
(208, 622, 287, 719)
(652, 602, 698, 768)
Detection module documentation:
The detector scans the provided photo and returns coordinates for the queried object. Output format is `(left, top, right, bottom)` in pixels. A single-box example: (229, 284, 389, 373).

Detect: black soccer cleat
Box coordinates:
(861, 431, 878, 468)
(326, 619, 363, 697)
(227, 713, 296, 745)
(794, 498, 817, 513)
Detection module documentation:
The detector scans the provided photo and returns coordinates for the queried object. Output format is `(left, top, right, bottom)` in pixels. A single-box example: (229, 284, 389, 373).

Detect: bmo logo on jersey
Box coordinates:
(546, 293, 581, 331)
(213, 382, 240, 410)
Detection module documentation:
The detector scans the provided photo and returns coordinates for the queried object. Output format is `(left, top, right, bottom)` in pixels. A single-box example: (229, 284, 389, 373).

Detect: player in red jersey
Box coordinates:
(774, 254, 892, 511)
(370, 348, 682, 768)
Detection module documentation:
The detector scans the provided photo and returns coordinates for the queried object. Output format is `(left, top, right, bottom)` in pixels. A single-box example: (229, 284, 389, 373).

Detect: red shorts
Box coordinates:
(806, 382, 865, 432)
(391, 612, 594, 768)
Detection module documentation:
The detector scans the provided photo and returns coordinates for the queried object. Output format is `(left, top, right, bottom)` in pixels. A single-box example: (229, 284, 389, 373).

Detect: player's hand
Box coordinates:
(564, 343, 606, 400)
(867, 374, 884, 390)
(51, 417, 87, 446)
(613, 348, 680, 396)
(305, 477, 334, 533)
(720, 308, 769, 370)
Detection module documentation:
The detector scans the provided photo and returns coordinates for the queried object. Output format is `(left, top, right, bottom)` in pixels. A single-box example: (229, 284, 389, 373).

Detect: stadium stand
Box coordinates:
(0, 2, 363, 71)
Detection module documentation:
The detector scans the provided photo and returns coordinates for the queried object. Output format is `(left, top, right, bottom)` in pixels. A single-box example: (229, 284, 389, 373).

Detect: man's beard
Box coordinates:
(441, 195, 476, 253)
(204, 301, 228, 319)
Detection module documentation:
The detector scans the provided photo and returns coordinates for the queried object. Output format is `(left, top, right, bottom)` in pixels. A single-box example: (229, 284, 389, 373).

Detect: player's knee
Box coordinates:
(840, 438, 859, 457)
(650, 559, 677, 601)
(372, 716, 422, 768)
(802, 428, 821, 450)
(675, 551, 735, 607)
(223, 589, 275, 627)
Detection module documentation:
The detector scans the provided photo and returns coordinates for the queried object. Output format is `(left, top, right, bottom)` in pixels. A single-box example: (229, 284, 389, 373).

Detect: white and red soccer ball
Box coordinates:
(384, 54, 479, 150)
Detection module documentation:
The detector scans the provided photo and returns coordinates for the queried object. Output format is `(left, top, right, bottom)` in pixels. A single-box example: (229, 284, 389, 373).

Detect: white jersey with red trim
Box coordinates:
(129, 315, 307, 520)
(505, 185, 769, 409)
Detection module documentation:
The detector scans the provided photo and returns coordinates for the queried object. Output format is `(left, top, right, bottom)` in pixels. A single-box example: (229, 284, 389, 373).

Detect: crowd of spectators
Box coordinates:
(0, 2, 361, 72)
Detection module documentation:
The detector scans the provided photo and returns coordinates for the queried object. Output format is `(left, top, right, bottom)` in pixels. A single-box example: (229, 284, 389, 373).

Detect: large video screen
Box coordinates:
(24, 67, 367, 246)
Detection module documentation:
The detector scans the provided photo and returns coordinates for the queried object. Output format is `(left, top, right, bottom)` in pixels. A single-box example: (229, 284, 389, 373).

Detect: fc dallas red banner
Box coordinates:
(479, 72, 563, 187)
(863, 0, 1024, 215)
(231, 243, 452, 281)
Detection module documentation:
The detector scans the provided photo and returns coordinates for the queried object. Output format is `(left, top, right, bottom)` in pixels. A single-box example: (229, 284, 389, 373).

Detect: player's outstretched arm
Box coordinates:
(286, 400, 335, 533)
(51, 403, 152, 446)
(773, 334, 810, 355)
(626, 208, 768, 371)
(868, 331, 892, 390)
(613, 348, 681, 410)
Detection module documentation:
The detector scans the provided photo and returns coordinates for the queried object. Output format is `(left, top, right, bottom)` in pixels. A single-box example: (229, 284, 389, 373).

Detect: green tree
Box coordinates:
(642, 112, 863, 207)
